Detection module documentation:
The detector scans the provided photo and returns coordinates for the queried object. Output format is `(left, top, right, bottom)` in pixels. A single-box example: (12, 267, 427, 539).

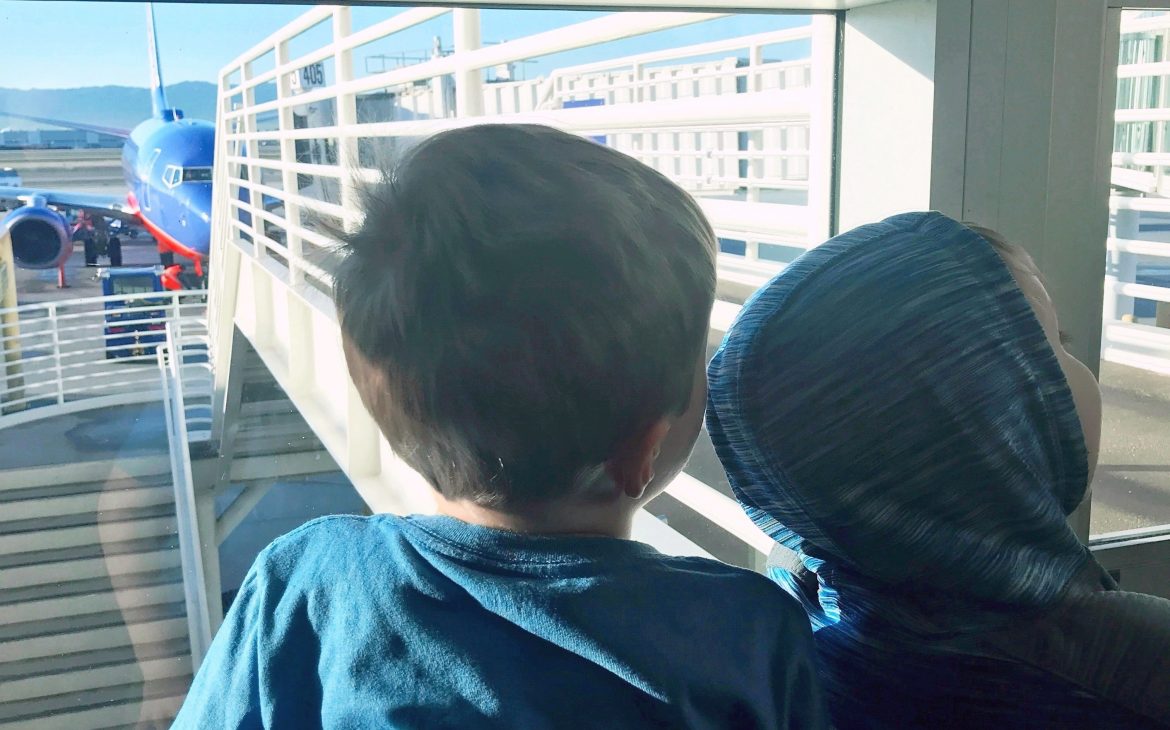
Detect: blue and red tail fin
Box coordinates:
(145, 3, 169, 119)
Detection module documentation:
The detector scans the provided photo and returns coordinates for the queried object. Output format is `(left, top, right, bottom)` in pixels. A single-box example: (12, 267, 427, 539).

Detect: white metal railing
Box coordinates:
(481, 25, 817, 198)
(210, 5, 823, 563)
(0, 290, 213, 428)
(211, 7, 833, 308)
(158, 326, 214, 667)
(1106, 12, 1170, 374)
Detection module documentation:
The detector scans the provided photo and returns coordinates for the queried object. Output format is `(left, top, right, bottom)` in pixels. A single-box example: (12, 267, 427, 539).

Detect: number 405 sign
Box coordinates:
(292, 62, 326, 93)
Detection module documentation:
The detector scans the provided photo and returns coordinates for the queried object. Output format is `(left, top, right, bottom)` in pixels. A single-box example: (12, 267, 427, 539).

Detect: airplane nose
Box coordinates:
(191, 184, 213, 224)
(179, 184, 214, 256)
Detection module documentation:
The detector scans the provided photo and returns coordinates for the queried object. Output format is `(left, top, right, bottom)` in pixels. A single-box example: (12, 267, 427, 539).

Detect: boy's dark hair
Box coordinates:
(333, 124, 716, 507)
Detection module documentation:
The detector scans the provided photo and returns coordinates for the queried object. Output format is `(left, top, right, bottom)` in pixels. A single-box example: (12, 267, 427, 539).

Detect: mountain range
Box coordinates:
(0, 82, 217, 131)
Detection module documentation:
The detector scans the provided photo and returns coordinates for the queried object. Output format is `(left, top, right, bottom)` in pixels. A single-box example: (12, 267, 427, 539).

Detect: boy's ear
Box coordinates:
(605, 419, 671, 500)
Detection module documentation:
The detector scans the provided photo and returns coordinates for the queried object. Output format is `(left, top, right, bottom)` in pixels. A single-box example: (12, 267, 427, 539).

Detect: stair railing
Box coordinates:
(158, 324, 215, 667)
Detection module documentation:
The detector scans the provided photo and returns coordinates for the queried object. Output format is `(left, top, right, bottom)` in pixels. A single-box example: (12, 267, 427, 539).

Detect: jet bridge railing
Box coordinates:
(0, 290, 212, 430)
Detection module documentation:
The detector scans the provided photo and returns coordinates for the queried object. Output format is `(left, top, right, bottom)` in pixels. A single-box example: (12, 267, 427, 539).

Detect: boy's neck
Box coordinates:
(433, 493, 635, 539)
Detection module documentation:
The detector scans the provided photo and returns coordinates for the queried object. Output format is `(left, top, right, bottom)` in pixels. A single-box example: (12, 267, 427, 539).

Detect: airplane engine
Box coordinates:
(1, 205, 72, 269)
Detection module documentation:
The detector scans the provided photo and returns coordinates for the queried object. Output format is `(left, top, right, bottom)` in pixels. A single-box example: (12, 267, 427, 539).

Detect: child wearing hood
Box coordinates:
(707, 211, 1170, 729)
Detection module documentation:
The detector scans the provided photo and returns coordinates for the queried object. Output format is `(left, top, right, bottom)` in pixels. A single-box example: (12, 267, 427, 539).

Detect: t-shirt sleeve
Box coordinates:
(773, 615, 829, 730)
(756, 584, 829, 730)
(171, 560, 266, 729)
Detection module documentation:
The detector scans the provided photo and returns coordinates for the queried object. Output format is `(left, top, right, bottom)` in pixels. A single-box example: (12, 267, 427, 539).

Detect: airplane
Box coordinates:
(0, 3, 213, 290)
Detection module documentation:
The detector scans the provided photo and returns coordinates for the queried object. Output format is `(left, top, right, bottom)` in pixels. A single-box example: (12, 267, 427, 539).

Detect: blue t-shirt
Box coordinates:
(173, 514, 825, 729)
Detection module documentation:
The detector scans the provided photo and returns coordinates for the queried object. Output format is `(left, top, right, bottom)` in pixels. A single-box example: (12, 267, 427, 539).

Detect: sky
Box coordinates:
(0, 1, 812, 90)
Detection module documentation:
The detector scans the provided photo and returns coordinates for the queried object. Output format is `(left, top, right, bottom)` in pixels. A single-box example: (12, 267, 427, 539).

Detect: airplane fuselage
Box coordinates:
(0, 4, 216, 289)
(122, 114, 214, 268)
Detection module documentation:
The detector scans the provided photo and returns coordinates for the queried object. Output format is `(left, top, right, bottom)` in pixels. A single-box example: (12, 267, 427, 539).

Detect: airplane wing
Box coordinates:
(0, 110, 131, 139)
(0, 186, 138, 224)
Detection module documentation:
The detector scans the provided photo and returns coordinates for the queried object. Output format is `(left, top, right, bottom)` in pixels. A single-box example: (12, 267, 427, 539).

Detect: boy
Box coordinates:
(173, 124, 825, 729)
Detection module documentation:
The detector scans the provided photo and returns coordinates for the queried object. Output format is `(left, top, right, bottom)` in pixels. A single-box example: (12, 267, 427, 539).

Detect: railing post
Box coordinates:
(743, 44, 765, 207)
(276, 38, 304, 289)
(744, 43, 766, 209)
(453, 9, 485, 118)
(333, 7, 359, 223)
(1105, 206, 1139, 325)
(239, 60, 262, 260)
(48, 304, 64, 405)
(171, 294, 183, 343)
(1155, 32, 1168, 196)
(749, 42, 764, 93)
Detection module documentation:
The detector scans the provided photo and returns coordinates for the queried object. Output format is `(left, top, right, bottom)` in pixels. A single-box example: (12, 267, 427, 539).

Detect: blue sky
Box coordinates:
(0, 2, 811, 90)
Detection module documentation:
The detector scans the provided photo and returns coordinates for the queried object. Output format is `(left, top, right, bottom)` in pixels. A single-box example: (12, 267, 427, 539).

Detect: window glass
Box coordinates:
(1091, 9, 1170, 539)
(0, 6, 839, 723)
(182, 166, 213, 182)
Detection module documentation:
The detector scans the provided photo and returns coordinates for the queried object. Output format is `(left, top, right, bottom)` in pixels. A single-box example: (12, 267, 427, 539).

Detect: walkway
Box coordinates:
(1094, 361, 1170, 534)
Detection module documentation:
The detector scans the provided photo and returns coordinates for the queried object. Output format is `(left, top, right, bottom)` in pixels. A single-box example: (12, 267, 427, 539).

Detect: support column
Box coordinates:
(216, 480, 276, 545)
(931, 0, 1118, 377)
(346, 376, 382, 479)
(196, 490, 224, 632)
(213, 327, 248, 489)
(0, 232, 24, 414)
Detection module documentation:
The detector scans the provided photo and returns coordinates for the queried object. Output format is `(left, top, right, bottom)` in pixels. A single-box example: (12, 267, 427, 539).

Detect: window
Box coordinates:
(6, 4, 1170, 729)
(1091, 9, 1170, 543)
(183, 166, 213, 183)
